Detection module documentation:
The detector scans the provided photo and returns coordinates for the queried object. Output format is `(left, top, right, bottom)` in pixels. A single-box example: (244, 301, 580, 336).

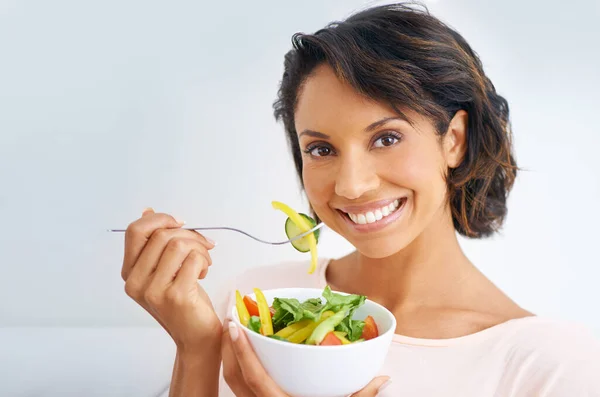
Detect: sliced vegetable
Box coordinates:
(272, 201, 319, 274)
(275, 319, 312, 338)
(319, 331, 343, 346)
(287, 311, 335, 344)
(285, 214, 320, 252)
(248, 316, 261, 333)
(333, 331, 351, 345)
(243, 296, 260, 317)
(361, 315, 379, 340)
(268, 335, 289, 342)
(254, 288, 274, 336)
(235, 290, 250, 327)
(306, 307, 349, 345)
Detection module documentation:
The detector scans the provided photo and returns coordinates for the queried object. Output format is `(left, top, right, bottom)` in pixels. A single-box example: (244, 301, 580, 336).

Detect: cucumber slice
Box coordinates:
(285, 213, 320, 252)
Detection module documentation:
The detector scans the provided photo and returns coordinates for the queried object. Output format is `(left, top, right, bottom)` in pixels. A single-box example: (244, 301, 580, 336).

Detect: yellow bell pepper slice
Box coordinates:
(271, 201, 318, 274)
(275, 319, 312, 338)
(253, 288, 273, 336)
(334, 331, 351, 345)
(235, 290, 250, 327)
(287, 311, 334, 344)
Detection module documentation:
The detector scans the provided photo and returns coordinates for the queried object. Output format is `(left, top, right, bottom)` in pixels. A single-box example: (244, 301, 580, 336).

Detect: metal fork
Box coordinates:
(107, 222, 324, 245)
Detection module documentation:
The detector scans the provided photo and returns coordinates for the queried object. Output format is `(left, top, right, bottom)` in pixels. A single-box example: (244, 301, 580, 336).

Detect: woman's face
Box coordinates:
(294, 64, 466, 258)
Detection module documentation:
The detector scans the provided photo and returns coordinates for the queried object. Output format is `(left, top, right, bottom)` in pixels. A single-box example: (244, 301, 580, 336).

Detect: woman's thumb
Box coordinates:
(351, 376, 391, 396)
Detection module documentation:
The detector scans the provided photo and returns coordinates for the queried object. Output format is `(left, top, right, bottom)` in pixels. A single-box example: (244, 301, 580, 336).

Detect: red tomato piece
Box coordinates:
(243, 296, 260, 317)
(319, 331, 343, 346)
(362, 316, 379, 340)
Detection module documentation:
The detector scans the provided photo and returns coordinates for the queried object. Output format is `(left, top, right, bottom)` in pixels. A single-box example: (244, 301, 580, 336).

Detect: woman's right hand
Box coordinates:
(121, 208, 221, 352)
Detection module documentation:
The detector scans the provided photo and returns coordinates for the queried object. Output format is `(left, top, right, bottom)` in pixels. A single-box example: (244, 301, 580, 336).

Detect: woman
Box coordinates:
(120, 4, 600, 396)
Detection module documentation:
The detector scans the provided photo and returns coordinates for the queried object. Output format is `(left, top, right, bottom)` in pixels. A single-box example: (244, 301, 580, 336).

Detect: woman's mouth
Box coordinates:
(338, 197, 408, 232)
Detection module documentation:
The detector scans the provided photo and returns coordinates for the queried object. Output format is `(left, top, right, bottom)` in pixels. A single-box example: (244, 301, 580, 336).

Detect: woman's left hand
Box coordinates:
(222, 320, 390, 397)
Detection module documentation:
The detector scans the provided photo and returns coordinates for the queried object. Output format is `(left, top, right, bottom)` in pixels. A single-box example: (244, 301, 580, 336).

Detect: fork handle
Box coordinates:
(107, 223, 324, 246)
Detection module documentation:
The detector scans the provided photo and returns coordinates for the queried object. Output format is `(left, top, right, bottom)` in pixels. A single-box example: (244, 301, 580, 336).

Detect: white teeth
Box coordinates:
(365, 212, 376, 223)
(346, 198, 405, 225)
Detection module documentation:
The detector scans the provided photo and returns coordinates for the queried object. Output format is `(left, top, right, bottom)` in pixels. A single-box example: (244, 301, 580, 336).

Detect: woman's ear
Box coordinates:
(444, 110, 468, 168)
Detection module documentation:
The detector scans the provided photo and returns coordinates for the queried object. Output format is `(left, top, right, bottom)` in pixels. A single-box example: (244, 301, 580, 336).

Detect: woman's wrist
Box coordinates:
(170, 340, 222, 397)
(175, 315, 223, 353)
(177, 335, 221, 361)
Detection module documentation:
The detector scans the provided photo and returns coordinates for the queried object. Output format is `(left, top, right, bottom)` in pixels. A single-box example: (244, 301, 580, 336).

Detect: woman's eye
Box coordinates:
(308, 146, 333, 157)
(373, 134, 400, 148)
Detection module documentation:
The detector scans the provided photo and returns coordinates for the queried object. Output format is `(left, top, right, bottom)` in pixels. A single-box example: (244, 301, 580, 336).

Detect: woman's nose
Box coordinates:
(334, 154, 380, 200)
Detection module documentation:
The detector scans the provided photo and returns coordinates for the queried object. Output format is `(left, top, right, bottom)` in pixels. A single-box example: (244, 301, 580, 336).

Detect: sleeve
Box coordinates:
(540, 333, 600, 397)
(531, 325, 600, 397)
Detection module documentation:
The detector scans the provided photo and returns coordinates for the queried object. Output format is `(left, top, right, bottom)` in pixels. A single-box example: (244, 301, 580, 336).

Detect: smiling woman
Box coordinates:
(119, 3, 600, 397)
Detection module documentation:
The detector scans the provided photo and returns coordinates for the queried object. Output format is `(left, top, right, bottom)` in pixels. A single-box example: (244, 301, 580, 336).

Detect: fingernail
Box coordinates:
(142, 207, 154, 215)
(175, 218, 186, 226)
(205, 236, 217, 246)
(228, 322, 239, 342)
(377, 379, 392, 395)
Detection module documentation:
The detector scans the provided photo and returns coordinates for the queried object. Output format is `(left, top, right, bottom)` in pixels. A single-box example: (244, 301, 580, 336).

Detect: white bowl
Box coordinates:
(231, 288, 396, 397)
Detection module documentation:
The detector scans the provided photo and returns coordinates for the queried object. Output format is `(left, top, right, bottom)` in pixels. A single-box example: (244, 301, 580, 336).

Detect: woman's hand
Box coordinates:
(121, 208, 221, 351)
(222, 321, 391, 397)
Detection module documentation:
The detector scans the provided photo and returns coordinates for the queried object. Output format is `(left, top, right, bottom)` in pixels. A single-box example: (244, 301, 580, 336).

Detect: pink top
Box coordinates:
(216, 258, 600, 396)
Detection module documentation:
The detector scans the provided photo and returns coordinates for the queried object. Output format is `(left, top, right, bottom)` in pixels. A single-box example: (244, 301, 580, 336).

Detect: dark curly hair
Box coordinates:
(273, 3, 517, 238)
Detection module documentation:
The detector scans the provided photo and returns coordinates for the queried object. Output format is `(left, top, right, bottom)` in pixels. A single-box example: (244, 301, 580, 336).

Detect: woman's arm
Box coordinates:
(169, 341, 222, 397)
(119, 209, 223, 396)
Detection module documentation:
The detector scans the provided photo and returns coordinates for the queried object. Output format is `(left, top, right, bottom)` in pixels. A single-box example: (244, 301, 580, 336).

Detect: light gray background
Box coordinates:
(1, 0, 599, 336)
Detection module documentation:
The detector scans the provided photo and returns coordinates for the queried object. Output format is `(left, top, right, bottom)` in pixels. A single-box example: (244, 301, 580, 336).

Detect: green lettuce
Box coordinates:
(335, 317, 365, 342)
(321, 286, 365, 313)
(271, 297, 324, 332)
(270, 286, 367, 339)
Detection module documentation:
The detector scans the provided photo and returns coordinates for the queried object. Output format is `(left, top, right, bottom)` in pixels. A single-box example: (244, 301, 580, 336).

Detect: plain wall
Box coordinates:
(0, 0, 599, 336)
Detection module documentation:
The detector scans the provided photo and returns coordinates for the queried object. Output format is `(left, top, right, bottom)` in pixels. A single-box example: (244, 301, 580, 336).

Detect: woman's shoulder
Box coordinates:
(505, 316, 599, 354)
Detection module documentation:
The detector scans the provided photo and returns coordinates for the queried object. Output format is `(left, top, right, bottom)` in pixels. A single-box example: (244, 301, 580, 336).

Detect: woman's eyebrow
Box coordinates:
(298, 129, 330, 139)
(298, 116, 408, 139)
(364, 116, 409, 132)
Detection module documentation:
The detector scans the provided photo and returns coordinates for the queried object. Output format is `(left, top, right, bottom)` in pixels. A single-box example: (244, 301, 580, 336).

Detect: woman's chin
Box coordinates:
(352, 237, 410, 259)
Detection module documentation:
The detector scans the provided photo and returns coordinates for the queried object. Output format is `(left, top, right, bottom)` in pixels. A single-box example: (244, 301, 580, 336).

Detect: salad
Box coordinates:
(235, 286, 379, 346)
